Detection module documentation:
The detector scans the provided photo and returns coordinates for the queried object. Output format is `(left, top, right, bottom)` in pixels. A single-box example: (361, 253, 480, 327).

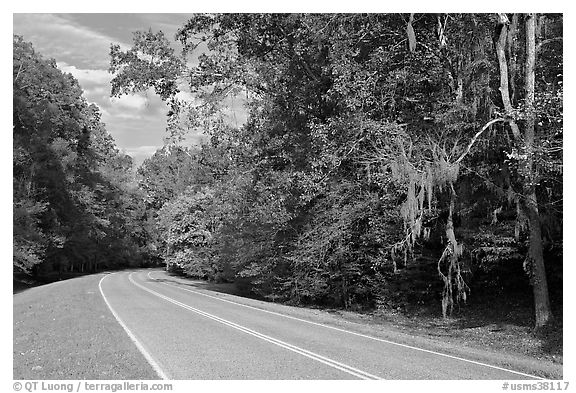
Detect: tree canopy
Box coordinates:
(110, 14, 562, 328)
(13, 36, 154, 277)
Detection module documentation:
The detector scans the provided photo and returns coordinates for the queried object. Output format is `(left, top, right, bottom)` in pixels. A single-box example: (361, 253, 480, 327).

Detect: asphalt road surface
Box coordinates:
(99, 270, 543, 380)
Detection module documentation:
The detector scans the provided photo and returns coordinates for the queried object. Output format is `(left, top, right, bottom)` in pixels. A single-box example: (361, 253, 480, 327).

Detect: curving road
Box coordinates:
(99, 269, 543, 380)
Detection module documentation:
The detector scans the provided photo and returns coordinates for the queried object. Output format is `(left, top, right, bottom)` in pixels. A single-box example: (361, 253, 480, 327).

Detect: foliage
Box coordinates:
(137, 145, 203, 210)
(157, 189, 217, 278)
(13, 36, 153, 276)
(110, 14, 562, 321)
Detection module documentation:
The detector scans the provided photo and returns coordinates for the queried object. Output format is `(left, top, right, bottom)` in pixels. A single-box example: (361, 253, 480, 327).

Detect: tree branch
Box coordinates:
(453, 118, 505, 164)
(536, 37, 562, 53)
(494, 13, 522, 141)
(14, 62, 24, 83)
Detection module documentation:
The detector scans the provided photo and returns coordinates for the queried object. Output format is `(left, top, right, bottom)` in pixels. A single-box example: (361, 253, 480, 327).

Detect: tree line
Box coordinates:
(13, 36, 155, 279)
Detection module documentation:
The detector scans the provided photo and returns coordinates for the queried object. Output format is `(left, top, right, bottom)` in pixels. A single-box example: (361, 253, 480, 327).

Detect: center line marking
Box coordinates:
(130, 272, 382, 380)
(147, 270, 544, 380)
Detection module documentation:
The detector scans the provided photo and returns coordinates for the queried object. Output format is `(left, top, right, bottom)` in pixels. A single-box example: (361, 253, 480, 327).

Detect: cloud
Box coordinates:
(110, 94, 149, 111)
(102, 105, 167, 149)
(13, 14, 128, 69)
(82, 87, 111, 107)
(56, 62, 167, 122)
(124, 145, 162, 156)
(136, 14, 195, 35)
(57, 62, 111, 86)
(113, 112, 146, 120)
(98, 107, 111, 118)
(122, 145, 163, 167)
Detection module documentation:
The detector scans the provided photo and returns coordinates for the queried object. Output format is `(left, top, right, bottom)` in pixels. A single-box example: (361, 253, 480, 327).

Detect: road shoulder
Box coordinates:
(13, 272, 158, 380)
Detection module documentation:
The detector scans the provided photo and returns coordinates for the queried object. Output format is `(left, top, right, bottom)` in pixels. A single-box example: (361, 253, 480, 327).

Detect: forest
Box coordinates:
(14, 14, 562, 332)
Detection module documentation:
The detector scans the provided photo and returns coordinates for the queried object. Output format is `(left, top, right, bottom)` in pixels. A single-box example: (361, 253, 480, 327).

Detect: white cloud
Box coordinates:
(114, 113, 141, 120)
(123, 145, 163, 166)
(14, 14, 129, 69)
(98, 107, 111, 118)
(57, 62, 111, 86)
(110, 94, 149, 111)
(124, 145, 162, 156)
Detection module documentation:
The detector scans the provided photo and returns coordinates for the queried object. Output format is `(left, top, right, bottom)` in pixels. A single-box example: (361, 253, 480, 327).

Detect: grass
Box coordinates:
(362, 289, 563, 361)
(13, 272, 158, 380)
(346, 301, 563, 365)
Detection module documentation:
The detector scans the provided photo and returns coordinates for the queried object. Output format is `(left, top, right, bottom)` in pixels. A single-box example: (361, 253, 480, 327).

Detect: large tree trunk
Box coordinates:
(495, 14, 521, 139)
(506, 14, 519, 105)
(495, 13, 553, 329)
(524, 189, 552, 328)
(523, 13, 553, 329)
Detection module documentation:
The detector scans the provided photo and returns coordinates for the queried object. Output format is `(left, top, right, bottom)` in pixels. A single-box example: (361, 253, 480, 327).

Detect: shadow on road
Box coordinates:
(148, 271, 247, 298)
(13, 269, 136, 295)
(148, 269, 563, 362)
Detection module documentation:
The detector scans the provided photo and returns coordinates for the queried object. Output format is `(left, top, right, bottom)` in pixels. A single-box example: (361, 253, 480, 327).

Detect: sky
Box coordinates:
(12, 13, 222, 166)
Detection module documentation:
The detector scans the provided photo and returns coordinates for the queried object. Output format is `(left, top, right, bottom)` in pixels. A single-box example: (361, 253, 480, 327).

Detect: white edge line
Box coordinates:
(99, 273, 170, 380)
(148, 270, 545, 380)
(130, 273, 381, 380)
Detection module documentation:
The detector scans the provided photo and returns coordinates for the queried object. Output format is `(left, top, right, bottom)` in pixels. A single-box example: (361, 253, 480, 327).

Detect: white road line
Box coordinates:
(147, 270, 544, 380)
(130, 273, 382, 380)
(99, 273, 170, 380)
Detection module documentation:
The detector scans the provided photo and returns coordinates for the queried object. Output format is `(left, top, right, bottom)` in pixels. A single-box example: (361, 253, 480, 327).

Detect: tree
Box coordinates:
(493, 13, 562, 328)
(137, 145, 201, 210)
(14, 36, 154, 276)
(109, 14, 562, 322)
(157, 189, 217, 278)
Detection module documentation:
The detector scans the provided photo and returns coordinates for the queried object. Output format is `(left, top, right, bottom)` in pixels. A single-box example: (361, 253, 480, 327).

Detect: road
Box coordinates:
(99, 269, 543, 380)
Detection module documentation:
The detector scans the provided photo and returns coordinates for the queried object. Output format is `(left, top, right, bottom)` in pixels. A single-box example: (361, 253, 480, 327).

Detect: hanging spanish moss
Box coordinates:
(371, 134, 470, 317)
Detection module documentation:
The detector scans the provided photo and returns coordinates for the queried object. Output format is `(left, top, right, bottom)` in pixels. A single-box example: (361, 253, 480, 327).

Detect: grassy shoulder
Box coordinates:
(13, 272, 158, 380)
(160, 271, 563, 380)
